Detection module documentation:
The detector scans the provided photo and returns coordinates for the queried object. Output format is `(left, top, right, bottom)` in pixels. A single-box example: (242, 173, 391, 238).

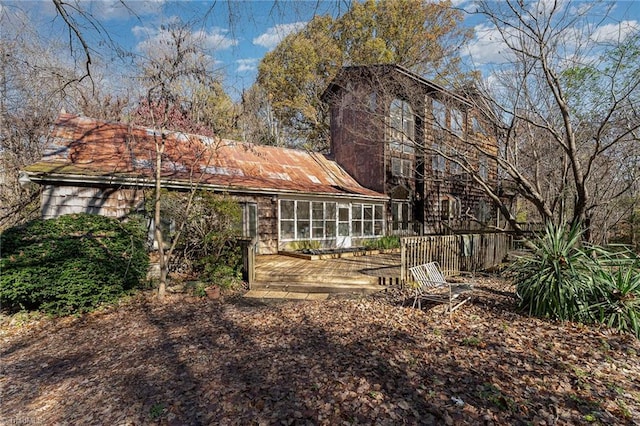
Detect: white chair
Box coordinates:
(409, 262, 473, 318)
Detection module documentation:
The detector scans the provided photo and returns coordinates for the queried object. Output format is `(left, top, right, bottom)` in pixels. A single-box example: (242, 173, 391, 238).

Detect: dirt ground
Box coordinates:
(1, 277, 639, 425)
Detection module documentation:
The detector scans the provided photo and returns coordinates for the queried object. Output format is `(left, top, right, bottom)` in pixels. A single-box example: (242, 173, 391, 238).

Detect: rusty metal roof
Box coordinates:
(25, 114, 386, 199)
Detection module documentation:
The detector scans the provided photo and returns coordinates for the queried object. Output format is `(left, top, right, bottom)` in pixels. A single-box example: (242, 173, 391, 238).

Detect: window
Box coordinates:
(312, 202, 324, 238)
(351, 204, 362, 236)
(451, 108, 465, 138)
(392, 202, 411, 231)
(448, 147, 462, 174)
(391, 157, 412, 177)
(279, 200, 337, 241)
(241, 203, 258, 238)
(326, 203, 337, 238)
(432, 99, 446, 130)
(389, 99, 415, 153)
(476, 199, 491, 222)
(479, 155, 488, 180)
(389, 98, 415, 178)
(441, 199, 450, 220)
(296, 201, 310, 239)
(440, 197, 461, 220)
(352, 203, 384, 237)
(432, 143, 446, 172)
(374, 205, 384, 235)
(471, 116, 485, 135)
(280, 200, 295, 239)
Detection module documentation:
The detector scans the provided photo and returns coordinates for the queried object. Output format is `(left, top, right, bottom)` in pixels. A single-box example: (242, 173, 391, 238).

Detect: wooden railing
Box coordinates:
(238, 237, 256, 288)
(400, 233, 512, 282)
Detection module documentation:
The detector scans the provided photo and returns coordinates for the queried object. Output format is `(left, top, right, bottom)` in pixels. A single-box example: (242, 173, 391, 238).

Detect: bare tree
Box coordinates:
(463, 0, 640, 242)
(0, 5, 124, 229)
(132, 21, 230, 298)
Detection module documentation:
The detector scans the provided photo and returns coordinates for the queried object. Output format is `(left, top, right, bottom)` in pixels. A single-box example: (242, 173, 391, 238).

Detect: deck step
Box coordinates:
(251, 281, 385, 294)
(254, 273, 377, 286)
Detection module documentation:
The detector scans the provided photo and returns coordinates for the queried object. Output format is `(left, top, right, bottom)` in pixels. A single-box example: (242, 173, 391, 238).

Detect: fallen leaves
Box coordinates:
(1, 277, 639, 425)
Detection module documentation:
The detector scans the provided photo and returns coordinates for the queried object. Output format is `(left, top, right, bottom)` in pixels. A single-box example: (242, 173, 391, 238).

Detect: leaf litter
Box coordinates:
(1, 277, 639, 425)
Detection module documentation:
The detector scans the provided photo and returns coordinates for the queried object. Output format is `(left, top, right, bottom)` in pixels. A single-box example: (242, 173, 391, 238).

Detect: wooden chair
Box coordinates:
(409, 262, 473, 318)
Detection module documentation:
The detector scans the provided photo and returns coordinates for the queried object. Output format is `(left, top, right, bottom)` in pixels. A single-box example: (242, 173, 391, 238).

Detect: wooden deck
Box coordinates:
(253, 253, 402, 294)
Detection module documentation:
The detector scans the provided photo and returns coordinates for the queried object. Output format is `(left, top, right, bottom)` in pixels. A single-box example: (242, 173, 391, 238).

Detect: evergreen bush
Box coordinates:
(0, 213, 149, 315)
(510, 223, 594, 321)
(510, 223, 640, 337)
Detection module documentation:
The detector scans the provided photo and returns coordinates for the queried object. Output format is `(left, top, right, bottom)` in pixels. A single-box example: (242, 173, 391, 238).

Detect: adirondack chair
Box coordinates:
(409, 262, 473, 317)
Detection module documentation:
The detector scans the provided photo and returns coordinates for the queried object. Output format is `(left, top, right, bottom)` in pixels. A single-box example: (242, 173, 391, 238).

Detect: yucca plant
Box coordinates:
(589, 254, 640, 338)
(510, 222, 595, 322)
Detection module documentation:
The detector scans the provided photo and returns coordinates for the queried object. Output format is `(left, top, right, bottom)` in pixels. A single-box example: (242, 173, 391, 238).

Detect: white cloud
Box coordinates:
(192, 28, 238, 51)
(133, 23, 238, 54)
(236, 58, 258, 73)
(253, 22, 306, 50)
(463, 24, 515, 65)
(591, 20, 640, 43)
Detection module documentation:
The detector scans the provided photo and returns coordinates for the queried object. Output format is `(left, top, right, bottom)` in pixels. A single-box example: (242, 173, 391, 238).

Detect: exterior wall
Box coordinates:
(330, 83, 386, 193)
(233, 194, 279, 255)
(421, 106, 499, 228)
(39, 184, 286, 254)
(40, 185, 387, 256)
(327, 66, 501, 235)
(41, 185, 144, 219)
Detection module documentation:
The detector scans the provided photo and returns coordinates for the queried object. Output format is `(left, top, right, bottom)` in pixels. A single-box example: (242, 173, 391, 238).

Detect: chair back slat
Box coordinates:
(424, 262, 446, 283)
(409, 262, 446, 289)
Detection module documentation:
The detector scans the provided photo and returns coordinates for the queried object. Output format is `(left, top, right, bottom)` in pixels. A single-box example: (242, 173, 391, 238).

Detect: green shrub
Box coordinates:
(153, 190, 243, 285)
(0, 213, 149, 315)
(511, 223, 640, 338)
(363, 236, 400, 250)
(590, 253, 640, 338)
(290, 240, 322, 251)
(510, 223, 595, 322)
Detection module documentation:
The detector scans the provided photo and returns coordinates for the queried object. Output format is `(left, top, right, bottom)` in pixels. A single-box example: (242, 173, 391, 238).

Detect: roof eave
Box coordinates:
(23, 171, 388, 202)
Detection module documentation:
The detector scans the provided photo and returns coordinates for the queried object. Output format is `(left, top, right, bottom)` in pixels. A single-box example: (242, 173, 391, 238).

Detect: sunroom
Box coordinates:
(278, 197, 386, 251)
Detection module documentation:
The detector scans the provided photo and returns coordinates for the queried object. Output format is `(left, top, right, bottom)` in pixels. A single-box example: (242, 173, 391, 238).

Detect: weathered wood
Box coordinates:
(253, 253, 401, 293)
(400, 233, 512, 282)
(41, 185, 144, 219)
(239, 238, 256, 288)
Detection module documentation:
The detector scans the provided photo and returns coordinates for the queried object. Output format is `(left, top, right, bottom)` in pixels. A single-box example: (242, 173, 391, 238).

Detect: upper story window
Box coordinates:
(432, 99, 466, 139)
(479, 155, 489, 180)
(391, 157, 412, 177)
(432, 143, 446, 172)
(389, 99, 415, 154)
(432, 99, 446, 130)
(471, 116, 485, 135)
(451, 108, 465, 138)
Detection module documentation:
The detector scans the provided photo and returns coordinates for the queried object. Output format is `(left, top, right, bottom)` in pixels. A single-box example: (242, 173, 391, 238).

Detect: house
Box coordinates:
(22, 114, 387, 254)
(324, 64, 500, 234)
(22, 65, 501, 253)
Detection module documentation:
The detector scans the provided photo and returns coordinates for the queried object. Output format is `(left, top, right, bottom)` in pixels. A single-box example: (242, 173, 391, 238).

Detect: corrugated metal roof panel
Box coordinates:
(26, 114, 386, 199)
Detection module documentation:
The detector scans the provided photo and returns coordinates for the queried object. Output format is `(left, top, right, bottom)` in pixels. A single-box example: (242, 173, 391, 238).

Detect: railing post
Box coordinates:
(240, 237, 257, 289)
(401, 237, 407, 284)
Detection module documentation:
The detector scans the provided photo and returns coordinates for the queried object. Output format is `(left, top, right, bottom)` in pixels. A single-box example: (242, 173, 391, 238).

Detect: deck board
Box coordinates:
(253, 253, 402, 293)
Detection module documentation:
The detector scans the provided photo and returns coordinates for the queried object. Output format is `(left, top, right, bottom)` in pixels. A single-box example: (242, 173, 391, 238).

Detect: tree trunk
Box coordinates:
(154, 134, 167, 299)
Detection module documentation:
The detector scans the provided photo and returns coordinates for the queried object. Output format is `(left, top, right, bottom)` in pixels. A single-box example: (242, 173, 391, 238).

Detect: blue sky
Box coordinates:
(2, 0, 640, 100)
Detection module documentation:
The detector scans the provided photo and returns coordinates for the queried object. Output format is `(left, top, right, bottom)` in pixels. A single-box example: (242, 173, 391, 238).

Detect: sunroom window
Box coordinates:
(279, 200, 338, 241)
(351, 203, 384, 237)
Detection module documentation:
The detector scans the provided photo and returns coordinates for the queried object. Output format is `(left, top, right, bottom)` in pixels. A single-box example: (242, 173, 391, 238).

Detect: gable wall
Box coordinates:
(41, 185, 145, 220)
(330, 82, 386, 193)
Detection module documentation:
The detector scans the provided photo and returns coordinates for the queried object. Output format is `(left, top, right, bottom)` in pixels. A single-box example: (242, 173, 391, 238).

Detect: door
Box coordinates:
(337, 204, 351, 248)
